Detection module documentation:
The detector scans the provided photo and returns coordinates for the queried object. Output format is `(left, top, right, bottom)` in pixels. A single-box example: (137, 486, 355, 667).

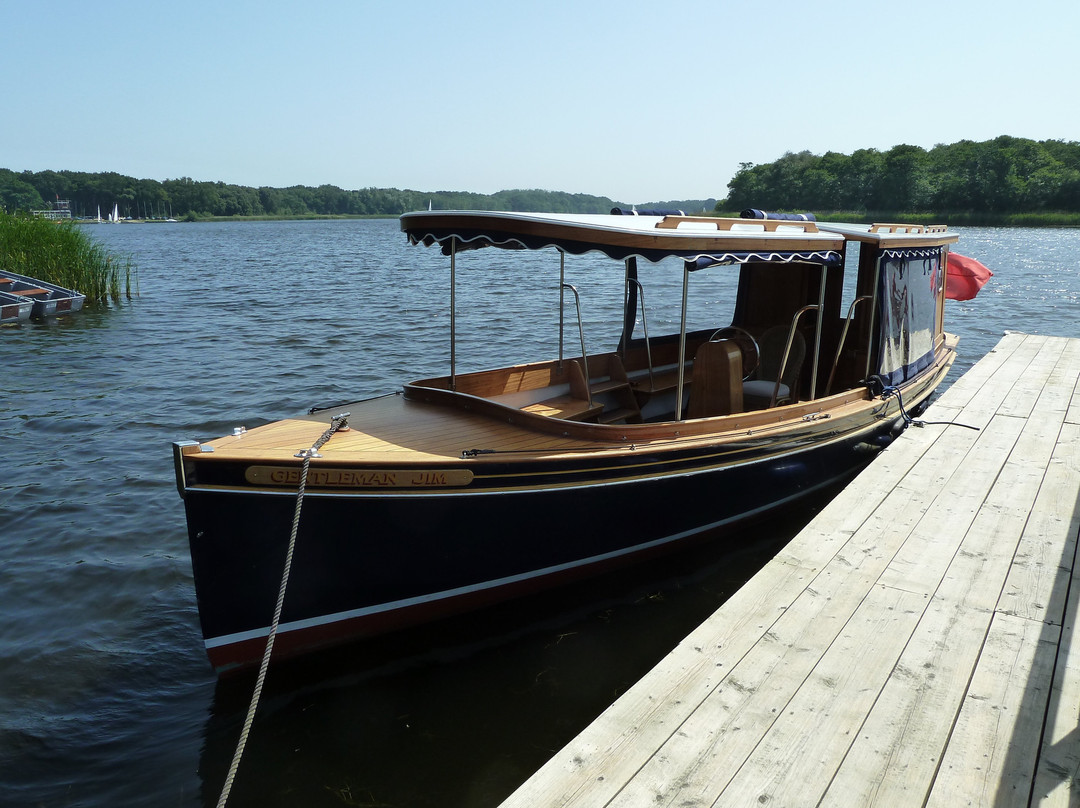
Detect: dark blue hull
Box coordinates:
(182, 416, 898, 672)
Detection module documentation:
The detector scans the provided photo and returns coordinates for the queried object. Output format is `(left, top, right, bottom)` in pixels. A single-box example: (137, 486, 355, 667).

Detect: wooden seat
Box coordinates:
(521, 395, 603, 421)
(518, 355, 643, 424)
(686, 340, 743, 418)
(628, 365, 688, 397)
(571, 354, 642, 424)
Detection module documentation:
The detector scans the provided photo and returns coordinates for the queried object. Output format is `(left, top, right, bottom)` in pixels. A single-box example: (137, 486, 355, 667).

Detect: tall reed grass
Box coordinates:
(0, 211, 136, 303)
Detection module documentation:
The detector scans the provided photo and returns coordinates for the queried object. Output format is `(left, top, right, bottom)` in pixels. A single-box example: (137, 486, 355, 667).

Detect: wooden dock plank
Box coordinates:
(789, 380, 1053, 805)
(818, 401, 1068, 806)
(875, 412, 1026, 596)
(926, 612, 1060, 808)
(1032, 564, 1080, 806)
(602, 583, 922, 808)
(937, 332, 1037, 411)
(714, 587, 929, 808)
(499, 333, 1080, 808)
(999, 423, 1080, 626)
(996, 337, 1068, 419)
(878, 334, 1073, 602)
(819, 592, 999, 807)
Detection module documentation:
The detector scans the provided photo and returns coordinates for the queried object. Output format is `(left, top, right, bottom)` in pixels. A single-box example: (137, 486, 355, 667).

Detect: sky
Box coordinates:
(5, 0, 1080, 205)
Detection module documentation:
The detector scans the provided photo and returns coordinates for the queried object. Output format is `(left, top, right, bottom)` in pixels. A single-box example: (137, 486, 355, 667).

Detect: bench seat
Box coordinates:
(521, 395, 603, 421)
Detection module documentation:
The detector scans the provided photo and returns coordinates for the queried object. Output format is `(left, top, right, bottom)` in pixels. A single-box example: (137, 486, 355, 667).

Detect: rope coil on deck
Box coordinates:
(215, 412, 350, 808)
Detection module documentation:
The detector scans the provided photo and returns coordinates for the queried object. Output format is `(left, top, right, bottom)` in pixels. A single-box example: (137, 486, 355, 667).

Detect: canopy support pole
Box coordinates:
(675, 260, 691, 420)
(558, 250, 566, 370)
(450, 237, 457, 391)
(865, 254, 883, 383)
(809, 265, 827, 400)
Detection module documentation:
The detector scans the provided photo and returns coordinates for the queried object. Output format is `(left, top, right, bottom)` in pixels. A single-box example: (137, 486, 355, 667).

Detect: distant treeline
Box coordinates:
(7, 135, 1078, 222)
(724, 136, 1080, 215)
(0, 168, 715, 220)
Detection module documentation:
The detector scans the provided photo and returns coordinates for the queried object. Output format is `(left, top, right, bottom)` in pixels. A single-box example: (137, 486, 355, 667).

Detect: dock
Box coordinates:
(500, 332, 1080, 807)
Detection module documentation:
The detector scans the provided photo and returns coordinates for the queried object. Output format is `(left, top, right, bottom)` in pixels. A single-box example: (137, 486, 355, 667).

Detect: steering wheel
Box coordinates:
(709, 326, 759, 380)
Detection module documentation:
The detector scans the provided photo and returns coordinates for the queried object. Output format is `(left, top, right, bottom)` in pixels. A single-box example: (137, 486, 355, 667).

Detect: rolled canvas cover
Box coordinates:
(876, 249, 942, 386)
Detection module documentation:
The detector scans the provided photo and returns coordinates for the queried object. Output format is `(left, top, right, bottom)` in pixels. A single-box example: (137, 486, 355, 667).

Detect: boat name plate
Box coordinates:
(244, 465, 474, 489)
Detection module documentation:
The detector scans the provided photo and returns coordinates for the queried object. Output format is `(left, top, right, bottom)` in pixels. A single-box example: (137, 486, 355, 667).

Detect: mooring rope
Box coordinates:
(879, 385, 980, 432)
(216, 412, 350, 808)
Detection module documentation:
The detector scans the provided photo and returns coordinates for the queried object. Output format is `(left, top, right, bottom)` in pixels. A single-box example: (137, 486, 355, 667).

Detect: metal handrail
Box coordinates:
(675, 262, 691, 420)
(625, 277, 654, 389)
(558, 251, 566, 369)
(769, 304, 819, 408)
(826, 295, 873, 395)
(560, 282, 592, 407)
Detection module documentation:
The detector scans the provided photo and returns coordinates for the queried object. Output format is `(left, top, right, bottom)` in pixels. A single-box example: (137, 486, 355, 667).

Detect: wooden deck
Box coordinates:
(499, 332, 1080, 808)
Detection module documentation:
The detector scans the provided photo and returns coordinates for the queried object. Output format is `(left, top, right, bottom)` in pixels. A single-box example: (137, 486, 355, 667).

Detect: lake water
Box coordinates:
(1, 219, 1076, 807)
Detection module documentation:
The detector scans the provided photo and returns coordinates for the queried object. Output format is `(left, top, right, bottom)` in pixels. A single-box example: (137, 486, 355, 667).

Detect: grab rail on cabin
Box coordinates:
(654, 215, 820, 233)
(869, 223, 948, 234)
(625, 277, 655, 389)
(825, 295, 873, 396)
(768, 304, 819, 409)
(560, 282, 593, 408)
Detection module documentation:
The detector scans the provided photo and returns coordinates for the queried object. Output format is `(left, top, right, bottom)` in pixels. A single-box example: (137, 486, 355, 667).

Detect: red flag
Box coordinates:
(946, 252, 993, 301)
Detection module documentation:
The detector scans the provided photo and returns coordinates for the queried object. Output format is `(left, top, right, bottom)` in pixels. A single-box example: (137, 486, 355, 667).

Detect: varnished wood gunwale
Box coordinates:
(178, 341, 955, 498)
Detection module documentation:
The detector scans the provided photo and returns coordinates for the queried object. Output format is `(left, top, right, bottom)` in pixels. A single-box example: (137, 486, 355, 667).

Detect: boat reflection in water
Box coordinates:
(173, 209, 976, 673)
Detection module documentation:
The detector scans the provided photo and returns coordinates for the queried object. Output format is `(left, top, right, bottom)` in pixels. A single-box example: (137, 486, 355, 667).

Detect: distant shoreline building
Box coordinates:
(32, 199, 73, 220)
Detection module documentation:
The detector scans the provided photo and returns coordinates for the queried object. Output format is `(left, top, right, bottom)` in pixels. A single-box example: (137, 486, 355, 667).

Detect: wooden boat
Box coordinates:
(0, 289, 33, 323)
(0, 271, 86, 318)
(174, 210, 964, 673)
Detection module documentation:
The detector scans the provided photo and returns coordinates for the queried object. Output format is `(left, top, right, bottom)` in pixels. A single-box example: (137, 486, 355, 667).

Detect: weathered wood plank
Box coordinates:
(997, 337, 1068, 419)
(998, 423, 1080, 625)
(602, 579, 924, 808)
(1032, 565, 1080, 807)
(925, 612, 1061, 808)
(934, 332, 1033, 410)
(875, 411, 1026, 596)
(713, 587, 929, 808)
(498, 460, 944, 808)
(818, 406, 1059, 806)
(820, 594, 994, 807)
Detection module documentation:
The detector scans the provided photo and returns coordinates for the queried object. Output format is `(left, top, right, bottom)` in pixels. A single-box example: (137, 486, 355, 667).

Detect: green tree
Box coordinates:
(0, 170, 45, 212)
